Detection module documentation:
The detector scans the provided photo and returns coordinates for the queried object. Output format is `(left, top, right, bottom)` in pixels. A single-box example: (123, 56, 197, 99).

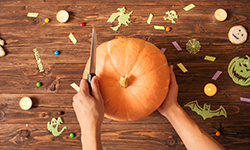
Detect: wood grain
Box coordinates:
(1, 0, 250, 149)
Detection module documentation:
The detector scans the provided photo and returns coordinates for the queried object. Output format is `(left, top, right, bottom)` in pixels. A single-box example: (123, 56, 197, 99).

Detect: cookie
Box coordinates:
(0, 39, 4, 46)
(0, 46, 5, 57)
(228, 25, 248, 44)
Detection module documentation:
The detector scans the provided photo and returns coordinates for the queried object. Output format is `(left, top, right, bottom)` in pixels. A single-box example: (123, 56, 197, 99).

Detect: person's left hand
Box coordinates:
(72, 76, 104, 131)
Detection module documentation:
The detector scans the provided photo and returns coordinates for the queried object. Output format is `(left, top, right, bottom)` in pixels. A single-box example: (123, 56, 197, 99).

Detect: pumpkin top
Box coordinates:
(83, 38, 170, 121)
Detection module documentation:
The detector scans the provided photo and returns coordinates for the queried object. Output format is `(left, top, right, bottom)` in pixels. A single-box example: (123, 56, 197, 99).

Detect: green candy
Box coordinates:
(70, 133, 75, 138)
(36, 82, 41, 87)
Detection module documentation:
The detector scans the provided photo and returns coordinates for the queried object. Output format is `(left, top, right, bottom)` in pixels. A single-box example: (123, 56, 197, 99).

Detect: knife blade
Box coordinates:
(87, 25, 97, 95)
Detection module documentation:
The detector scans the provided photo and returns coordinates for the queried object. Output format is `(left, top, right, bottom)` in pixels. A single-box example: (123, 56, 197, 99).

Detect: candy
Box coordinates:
(54, 50, 59, 55)
(166, 27, 171, 32)
(58, 111, 64, 115)
(45, 18, 50, 23)
(36, 82, 42, 87)
(80, 22, 85, 27)
(215, 131, 221, 136)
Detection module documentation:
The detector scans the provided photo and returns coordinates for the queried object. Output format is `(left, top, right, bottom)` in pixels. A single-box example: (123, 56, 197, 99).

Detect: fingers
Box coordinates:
(73, 79, 89, 102)
(79, 79, 90, 94)
(169, 65, 178, 88)
(91, 76, 103, 103)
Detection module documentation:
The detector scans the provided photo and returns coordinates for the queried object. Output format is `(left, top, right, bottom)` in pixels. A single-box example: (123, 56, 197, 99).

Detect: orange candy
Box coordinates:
(166, 27, 171, 32)
(215, 131, 221, 136)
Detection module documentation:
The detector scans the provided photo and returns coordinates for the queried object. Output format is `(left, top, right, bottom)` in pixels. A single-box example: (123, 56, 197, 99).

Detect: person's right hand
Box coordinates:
(72, 76, 104, 131)
(158, 65, 179, 116)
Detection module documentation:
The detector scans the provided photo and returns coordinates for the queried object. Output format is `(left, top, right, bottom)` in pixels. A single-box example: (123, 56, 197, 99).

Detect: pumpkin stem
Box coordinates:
(119, 75, 129, 88)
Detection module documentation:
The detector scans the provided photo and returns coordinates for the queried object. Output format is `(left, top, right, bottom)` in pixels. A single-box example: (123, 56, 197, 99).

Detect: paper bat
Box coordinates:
(184, 100, 227, 120)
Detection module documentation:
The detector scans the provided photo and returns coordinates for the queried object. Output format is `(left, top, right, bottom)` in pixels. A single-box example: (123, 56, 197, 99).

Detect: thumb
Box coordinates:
(91, 76, 103, 102)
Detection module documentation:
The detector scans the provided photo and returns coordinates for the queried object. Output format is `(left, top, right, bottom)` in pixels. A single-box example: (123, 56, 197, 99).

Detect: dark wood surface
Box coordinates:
(1, 0, 250, 149)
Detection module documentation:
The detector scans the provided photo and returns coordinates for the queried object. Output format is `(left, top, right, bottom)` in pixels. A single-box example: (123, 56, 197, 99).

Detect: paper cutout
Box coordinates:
(240, 97, 250, 103)
(177, 63, 188, 73)
(47, 117, 67, 136)
(70, 83, 79, 92)
(161, 48, 166, 53)
(172, 41, 182, 51)
(147, 13, 153, 24)
(228, 55, 250, 86)
(107, 6, 133, 31)
(186, 39, 201, 54)
(68, 33, 77, 44)
(204, 56, 216, 62)
(27, 12, 39, 18)
(163, 10, 178, 23)
(185, 100, 227, 120)
(33, 48, 44, 72)
(212, 71, 222, 80)
(183, 3, 196, 11)
(154, 26, 165, 30)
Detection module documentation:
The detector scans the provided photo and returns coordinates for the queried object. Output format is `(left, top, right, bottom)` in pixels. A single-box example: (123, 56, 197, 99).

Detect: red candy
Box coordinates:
(80, 22, 85, 27)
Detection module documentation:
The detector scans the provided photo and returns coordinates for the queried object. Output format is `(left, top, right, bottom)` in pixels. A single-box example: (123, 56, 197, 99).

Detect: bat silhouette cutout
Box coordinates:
(184, 100, 227, 120)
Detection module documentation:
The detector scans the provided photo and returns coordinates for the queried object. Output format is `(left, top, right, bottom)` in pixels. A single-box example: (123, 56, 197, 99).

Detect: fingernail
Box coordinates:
(170, 65, 173, 71)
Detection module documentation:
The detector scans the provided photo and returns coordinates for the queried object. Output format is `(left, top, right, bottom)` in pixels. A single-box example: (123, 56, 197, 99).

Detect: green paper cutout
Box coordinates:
(185, 100, 227, 120)
(186, 39, 201, 54)
(107, 6, 133, 31)
(163, 10, 178, 23)
(147, 13, 153, 24)
(204, 56, 216, 62)
(228, 55, 250, 86)
(154, 26, 165, 30)
(183, 3, 196, 11)
(27, 12, 39, 18)
(47, 117, 67, 136)
(68, 33, 77, 44)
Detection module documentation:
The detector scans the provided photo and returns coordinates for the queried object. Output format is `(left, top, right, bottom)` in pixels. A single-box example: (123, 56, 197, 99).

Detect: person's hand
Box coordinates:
(158, 65, 179, 116)
(73, 76, 104, 131)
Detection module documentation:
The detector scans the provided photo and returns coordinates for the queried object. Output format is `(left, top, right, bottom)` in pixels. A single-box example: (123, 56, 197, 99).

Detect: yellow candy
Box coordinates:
(45, 18, 50, 23)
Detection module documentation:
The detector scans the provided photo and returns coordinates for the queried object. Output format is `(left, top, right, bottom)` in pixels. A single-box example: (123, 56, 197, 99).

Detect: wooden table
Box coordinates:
(1, 0, 250, 149)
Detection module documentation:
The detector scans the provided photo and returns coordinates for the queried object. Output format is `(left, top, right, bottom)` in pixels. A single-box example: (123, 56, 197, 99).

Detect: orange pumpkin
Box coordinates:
(83, 38, 170, 121)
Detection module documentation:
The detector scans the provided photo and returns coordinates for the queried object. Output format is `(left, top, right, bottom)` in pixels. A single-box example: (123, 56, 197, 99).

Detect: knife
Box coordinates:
(87, 25, 97, 95)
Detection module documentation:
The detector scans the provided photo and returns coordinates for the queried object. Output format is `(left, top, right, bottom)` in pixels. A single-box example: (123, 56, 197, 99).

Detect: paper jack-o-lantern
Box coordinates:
(83, 38, 170, 121)
(228, 55, 250, 86)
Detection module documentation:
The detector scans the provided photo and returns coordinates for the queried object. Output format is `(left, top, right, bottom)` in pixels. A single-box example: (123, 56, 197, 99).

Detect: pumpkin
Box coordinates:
(228, 55, 250, 86)
(83, 38, 170, 121)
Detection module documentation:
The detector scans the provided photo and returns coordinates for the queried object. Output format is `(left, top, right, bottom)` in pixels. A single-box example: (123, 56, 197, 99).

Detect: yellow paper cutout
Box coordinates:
(228, 55, 250, 86)
(27, 12, 39, 18)
(163, 10, 178, 23)
(154, 26, 165, 30)
(147, 13, 153, 24)
(183, 3, 196, 11)
(107, 6, 133, 31)
(68, 33, 77, 44)
(177, 63, 188, 73)
(186, 39, 201, 54)
(185, 100, 227, 120)
(33, 48, 44, 72)
(204, 56, 216, 62)
(70, 83, 79, 92)
(47, 117, 67, 136)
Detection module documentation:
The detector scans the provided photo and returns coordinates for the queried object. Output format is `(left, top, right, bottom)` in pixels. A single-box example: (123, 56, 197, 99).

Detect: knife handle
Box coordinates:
(87, 73, 96, 96)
